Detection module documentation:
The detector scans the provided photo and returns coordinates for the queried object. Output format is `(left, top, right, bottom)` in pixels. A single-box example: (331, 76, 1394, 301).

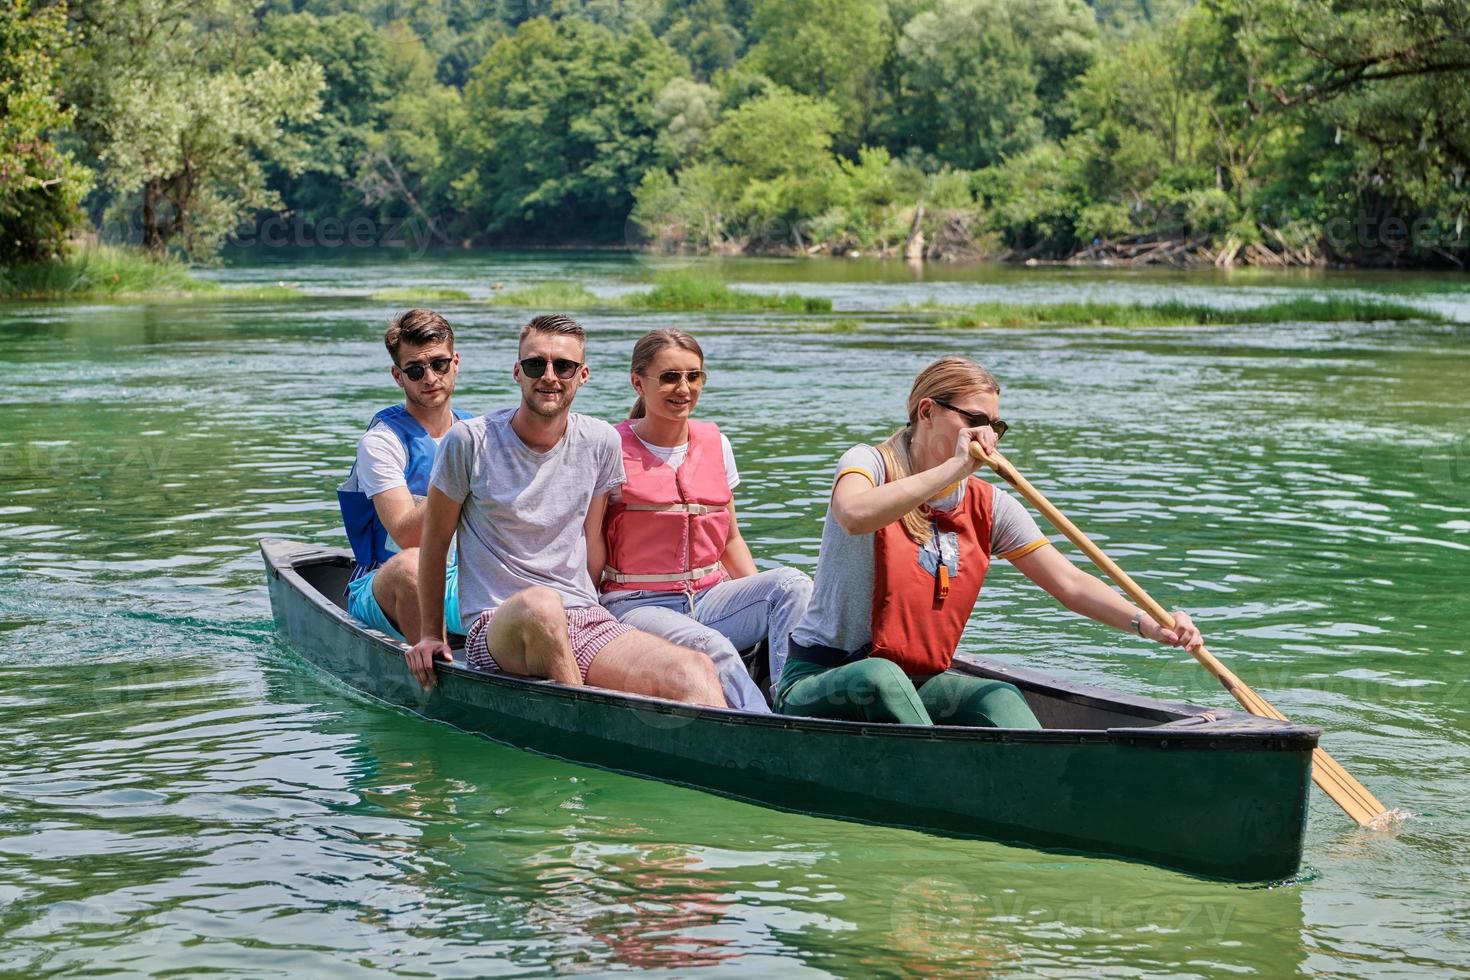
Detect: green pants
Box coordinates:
(776, 656, 1042, 728)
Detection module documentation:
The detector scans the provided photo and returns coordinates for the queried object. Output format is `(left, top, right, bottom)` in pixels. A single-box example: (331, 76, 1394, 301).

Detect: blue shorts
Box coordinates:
(346, 560, 461, 641)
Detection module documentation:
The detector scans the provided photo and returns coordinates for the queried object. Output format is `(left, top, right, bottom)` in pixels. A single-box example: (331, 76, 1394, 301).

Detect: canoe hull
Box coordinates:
(262, 539, 1317, 881)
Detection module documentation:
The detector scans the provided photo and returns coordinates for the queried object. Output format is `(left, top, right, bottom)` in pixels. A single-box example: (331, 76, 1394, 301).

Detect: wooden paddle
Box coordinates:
(968, 442, 1387, 826)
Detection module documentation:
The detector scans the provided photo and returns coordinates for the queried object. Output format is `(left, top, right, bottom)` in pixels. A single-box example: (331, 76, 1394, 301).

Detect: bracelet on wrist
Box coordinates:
(1130, 611, 1146, 636)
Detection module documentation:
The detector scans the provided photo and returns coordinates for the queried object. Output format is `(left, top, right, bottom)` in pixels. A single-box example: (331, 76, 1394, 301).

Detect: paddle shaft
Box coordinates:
(967, 443, 1387, 826)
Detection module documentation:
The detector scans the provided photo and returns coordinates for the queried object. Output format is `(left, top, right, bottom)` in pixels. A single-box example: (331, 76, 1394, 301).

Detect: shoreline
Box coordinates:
(2, 247, 1462, 326)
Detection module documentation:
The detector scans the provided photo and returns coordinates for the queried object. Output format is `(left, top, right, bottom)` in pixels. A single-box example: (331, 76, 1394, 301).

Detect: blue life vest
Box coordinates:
(337, 404, 472, 582)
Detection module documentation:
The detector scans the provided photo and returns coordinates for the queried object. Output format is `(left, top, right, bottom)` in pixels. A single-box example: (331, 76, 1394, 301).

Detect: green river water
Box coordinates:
(2, 250, 1469, 976)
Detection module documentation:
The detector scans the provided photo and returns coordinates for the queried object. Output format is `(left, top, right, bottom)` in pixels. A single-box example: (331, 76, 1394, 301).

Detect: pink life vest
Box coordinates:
(602, 419, 733, 594)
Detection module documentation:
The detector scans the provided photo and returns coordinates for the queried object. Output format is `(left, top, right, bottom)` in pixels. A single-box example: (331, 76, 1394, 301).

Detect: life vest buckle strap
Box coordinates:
(603, 561, 723, 585)
(622, 502, 714, 516)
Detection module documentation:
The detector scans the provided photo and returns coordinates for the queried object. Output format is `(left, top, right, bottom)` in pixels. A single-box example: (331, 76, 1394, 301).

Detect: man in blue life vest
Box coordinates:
(337, 308, 472, 643)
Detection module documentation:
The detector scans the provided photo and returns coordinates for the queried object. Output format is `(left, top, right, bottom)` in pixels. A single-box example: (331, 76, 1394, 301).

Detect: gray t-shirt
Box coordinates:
(791, 445, 1050, 653)
(430, 409, 625, 631)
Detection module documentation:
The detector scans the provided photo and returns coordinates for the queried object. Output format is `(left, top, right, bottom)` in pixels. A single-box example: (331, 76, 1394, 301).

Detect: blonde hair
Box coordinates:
(876, 356, 1001, 545)
(628, 328, 704, 419)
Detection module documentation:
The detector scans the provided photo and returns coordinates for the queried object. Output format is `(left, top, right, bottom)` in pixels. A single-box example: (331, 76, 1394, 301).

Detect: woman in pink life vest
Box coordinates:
(589, 328, 813, 712)
(778, 355, 1204, 725)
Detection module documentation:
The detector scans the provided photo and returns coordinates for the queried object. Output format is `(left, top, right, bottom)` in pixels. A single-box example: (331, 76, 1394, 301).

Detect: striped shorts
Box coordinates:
(465, 602, 634, 682)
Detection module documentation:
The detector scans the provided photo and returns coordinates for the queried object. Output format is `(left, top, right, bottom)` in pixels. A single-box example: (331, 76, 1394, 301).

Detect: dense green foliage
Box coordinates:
(453, 17, 686, 240)
(0, 0, 91, 262)
(67, 0, 323, 257)
(4, 0, 1467, 266)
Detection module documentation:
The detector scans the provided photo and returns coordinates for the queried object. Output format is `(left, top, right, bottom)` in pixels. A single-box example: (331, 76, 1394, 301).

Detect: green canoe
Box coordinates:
(261, 538, 1317, 881)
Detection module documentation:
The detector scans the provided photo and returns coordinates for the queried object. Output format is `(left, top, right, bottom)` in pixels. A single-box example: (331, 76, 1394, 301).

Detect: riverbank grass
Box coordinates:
(369, 287, 472, 302)
(488, 271, 831, 313)
(631, 270, 832, 312)
(0, 246, 302, 300)
(927, 297, 1444, 328)
(488, 280, 602, 308)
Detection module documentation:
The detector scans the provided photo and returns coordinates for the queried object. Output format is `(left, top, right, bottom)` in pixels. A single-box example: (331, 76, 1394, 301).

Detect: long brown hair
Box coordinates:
(628, 328, 704, 418)
(876, 356, 1001, 545)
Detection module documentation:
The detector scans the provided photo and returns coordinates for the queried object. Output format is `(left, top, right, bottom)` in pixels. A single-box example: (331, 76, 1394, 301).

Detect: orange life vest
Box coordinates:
(602, 419, 733, 594)
(869, 476, 994, 675)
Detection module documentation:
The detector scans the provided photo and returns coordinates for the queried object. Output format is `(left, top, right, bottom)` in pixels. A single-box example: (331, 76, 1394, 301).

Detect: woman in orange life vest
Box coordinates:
(587, 329, 814, 712)
(777, 355, 1204, 726)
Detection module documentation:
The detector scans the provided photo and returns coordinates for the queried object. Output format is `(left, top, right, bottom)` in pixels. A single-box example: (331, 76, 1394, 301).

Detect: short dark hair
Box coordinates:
(384, 309, 454, 364)
(519, 313, 585, 348)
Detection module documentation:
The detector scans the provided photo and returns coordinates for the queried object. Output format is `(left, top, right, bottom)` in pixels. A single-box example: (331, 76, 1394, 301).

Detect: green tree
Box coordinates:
(255, 11, 391, 228)
(893, 0, 1044, 168)
(1088, 0, 1190, 35)
(1058, 14, 1225, 240)
(660, 0, 748, 79)
(453, 16, 686, 240)
(1225, 0, 1470, 259)
(630, 164, 728, 249)
(354, 22, 463, 244)
(634, 87, 843, 248)
(67, 0, 323, 257)
(1016, 0, 1099, 130)
(652, 77, 721, 159)
(0, 0, 92, 262)
(742, 0, 892, 147)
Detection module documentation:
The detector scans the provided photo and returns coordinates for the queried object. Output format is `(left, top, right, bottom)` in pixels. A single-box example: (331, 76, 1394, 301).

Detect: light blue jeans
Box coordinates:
(602, 567, 813, 713)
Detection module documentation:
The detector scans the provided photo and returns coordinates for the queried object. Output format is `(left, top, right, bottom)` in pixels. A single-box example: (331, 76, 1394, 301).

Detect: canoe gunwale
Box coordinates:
(262, 538, 1319, 752)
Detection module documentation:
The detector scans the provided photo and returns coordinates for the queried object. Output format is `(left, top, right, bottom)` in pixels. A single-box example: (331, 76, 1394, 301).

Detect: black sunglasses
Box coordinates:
(648, 369, 707, 387)
(519, 356, 583, 380)
(932, 397, 1008, 440)
(399, 357, 453, 381)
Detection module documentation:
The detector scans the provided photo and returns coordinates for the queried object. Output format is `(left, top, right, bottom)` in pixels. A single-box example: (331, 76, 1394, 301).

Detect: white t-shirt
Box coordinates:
(340, 425, 446, 501)
(338, 425, 446, 556)
(608, 430, 740, 503)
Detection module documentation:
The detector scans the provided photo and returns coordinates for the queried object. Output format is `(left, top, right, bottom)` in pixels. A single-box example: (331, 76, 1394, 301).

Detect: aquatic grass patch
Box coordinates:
(929, 297, 1447, 329)
(627, 270, 832, 313)
(795, 317, 863, 332)
(152, 284, 305, 301)
(0, 246, 201, 299)
(487, 280, 603, 308)
(370, 287, 472, 302)
(0, 246, 306, 301)
(485, 272, 832, 313)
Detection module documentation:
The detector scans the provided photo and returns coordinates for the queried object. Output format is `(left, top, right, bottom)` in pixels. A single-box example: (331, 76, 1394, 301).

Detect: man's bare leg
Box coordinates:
(373, 548, 423, 641)
(478, 586, 581, 685)
(585, 629, 727, 707)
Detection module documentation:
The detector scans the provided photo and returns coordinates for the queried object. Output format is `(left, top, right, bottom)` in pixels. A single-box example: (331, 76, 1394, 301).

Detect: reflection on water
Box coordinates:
(2, 251, 1469, 974)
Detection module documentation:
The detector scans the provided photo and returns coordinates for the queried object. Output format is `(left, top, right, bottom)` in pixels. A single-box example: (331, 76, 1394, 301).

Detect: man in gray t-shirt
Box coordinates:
(405, 314, 726, 708)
